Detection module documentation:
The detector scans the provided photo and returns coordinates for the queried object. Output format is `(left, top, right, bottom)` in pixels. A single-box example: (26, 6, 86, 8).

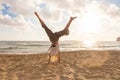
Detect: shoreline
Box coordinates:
(0, 50, 120, 80)
(0, 49, 120, 54)
(0, 50, 120, 55)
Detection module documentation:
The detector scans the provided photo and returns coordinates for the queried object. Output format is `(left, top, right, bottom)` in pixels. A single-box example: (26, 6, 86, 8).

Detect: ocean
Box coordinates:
(0, 41, 120, 54)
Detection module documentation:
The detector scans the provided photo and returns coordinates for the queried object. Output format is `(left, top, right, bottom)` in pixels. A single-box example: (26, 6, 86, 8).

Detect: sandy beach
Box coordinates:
(0, 50, 120, 80)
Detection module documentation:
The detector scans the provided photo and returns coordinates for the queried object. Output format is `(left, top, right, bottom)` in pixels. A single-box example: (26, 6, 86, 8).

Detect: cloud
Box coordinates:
(98, 2, 120, 19)
(0, 0, 35, 30)
(0, 3, 3, 10)
(43, 0, 86, 16)
(1, 0, 35, 16)
(0, 14, 33, 30)
(0, 0, 120, 27)
(92, 1, 120, 39)
(98, 2, 120, 26)
(0, 0, 86, 21)
(0, 0, 120, 41)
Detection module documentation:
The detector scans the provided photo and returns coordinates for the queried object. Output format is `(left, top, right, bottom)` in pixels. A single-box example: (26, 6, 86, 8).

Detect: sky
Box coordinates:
(0, 0, 120, 41)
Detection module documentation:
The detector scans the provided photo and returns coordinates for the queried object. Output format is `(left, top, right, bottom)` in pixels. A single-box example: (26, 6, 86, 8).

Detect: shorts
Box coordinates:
(48, 44, 59, 56)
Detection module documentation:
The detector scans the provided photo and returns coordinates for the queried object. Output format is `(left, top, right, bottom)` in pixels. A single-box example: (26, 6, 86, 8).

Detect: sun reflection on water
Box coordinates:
(83, 41, 96, 47)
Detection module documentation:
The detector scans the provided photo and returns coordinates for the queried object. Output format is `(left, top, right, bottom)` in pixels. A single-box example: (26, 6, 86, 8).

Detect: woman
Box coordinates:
(34, 12, 76, 63)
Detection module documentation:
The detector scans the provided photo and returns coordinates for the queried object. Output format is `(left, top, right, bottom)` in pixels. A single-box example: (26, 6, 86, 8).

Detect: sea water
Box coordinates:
(0, 41, 120, 54)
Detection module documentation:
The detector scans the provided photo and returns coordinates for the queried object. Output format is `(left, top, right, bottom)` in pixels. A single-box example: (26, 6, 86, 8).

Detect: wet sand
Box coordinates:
(0, 50, 120, 80)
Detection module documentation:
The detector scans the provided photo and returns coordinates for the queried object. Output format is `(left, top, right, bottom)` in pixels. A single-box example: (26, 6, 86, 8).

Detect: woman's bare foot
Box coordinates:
(71, 17, 77, 20)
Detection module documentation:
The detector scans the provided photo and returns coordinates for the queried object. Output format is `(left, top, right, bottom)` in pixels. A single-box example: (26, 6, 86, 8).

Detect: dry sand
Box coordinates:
(0, 50, 120, 80)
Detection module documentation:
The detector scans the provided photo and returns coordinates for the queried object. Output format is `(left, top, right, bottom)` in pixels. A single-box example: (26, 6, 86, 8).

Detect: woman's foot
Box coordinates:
(70, 17, 77, 20)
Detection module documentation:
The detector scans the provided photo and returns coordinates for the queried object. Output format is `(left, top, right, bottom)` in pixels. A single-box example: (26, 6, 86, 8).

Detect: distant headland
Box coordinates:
(117, 37, 120, 41)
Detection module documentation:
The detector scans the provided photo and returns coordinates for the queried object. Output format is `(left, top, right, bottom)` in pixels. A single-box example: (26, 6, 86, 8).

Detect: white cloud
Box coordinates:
(0, 14, 34, 30)
(98, 2, 120, 27)
(0, 0, 120, 40)
(0, 0, 85, 22)
(1, 0, 44, 16)
(0, 4, 3, 10)
(91, 1, 120, 40)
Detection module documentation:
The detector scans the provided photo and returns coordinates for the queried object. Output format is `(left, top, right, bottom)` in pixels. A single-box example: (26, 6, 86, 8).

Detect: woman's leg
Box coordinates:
(64, 17, 77, 31)
(54, 17, 77, 37)
(34, 12, 53, 39)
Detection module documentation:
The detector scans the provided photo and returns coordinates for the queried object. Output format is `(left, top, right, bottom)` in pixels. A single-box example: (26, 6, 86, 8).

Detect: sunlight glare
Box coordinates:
(83, 41, 96, 47)
(82, 6, 101, 34)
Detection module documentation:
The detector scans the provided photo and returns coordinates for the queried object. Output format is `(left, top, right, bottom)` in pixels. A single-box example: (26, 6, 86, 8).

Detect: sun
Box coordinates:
(82, 7, 102, 34)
